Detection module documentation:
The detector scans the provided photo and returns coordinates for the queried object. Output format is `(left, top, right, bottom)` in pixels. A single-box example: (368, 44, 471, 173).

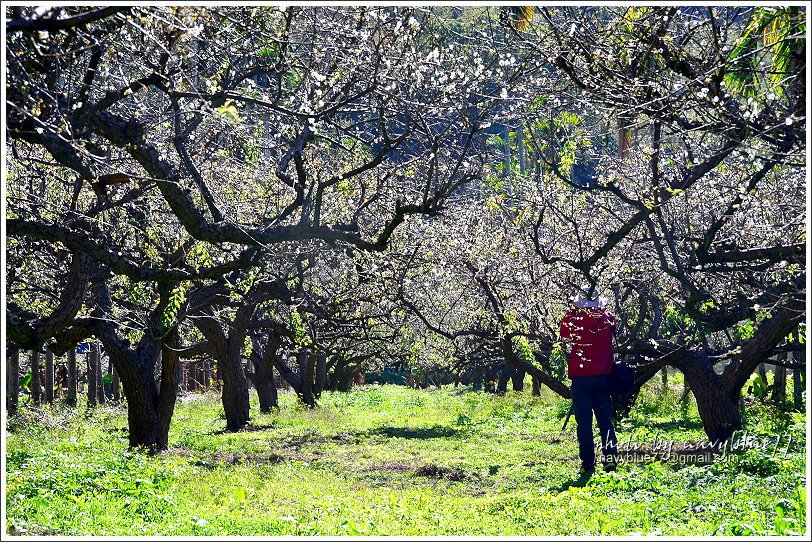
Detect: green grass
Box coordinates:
(5, 377, 807, 536)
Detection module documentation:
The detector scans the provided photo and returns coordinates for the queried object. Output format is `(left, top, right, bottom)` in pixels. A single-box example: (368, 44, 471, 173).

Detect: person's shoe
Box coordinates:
(603, 456, 618, 472)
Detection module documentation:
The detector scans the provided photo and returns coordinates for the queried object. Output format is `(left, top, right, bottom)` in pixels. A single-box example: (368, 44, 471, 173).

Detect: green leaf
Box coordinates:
(216, 100, 241, 122)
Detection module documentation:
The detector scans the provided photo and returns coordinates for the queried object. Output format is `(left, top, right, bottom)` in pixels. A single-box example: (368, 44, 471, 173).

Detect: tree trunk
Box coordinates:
(682, 353, 741, 442)
(247, 338, 280, 413)
(220, 345, 250, 430)
(660, 367, 668, 392)
(102, 336, 178, 451)
(30, 350, 42, 404)
(7, 347, 20, 414)
(613, 365, 660, 420)
(86, 349, 96, 407)
(194, 314, 250, 430)
(330, 359, 354, 392)
(66, 348, 77, 406)
(251, 360, 278, 413)
(531, 375, 541, 396)
(298, 349, 315, 407)
(314, 351, 327, 398)
(511, 369, 525, 391)
(496, 364, 511, 394)
(156, 333, 180, 448)
(44, 347, 54, 403)
(680, 370, 691, 405)
(772, 360, 787, 405)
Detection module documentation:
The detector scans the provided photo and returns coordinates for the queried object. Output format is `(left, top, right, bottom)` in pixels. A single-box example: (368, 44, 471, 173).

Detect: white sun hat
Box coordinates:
(571, 286, 608, 309)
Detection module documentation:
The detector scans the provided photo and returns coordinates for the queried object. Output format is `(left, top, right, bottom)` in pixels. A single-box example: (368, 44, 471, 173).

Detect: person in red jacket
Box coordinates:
(559, 287, 618, 474)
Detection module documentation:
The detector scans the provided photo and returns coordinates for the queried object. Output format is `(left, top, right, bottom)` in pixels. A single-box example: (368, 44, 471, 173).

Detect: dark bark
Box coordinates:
(531, 376, 541, 396)
(328, 358, 356, 392)
(792, 333, 805, 410)
(44, 347, 54, 403)
(496, 364, 511, 394)
(298, 349, 316, 407)
(99, 332, 178, 450)
(772, 361, 787, 405)
(190, 280, 290, 429)
(219, 349, 250, 430)
(6, 251, 90, 351)
(792, 364, 804, 411)
(511, 369, 525, 391)
(721, 296, 805, 394)
(86, 350, 96, 407)
(30, 350, 42, 404)
(156, 333, 180, 448)
(682, 352, 742, 442)
(66, 349, 77, 406)
(6, 6, 129, 34)
(195, 314, 250, 430)
(613, 364, 660, 420)
(7, 347, 20, 414)
(247, 336, 280, 413)
(680, 371, 691, 405)
(314, 351, 327, 398)
(95, 344, 105, 404)
(118, 348, 161, 449)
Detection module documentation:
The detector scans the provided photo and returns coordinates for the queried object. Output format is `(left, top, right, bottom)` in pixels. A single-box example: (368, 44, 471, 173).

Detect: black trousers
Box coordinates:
(571, 374, 618, 470)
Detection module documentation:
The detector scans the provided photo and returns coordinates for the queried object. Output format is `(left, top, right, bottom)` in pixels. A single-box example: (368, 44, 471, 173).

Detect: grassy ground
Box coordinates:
(4, 377, 807, 536)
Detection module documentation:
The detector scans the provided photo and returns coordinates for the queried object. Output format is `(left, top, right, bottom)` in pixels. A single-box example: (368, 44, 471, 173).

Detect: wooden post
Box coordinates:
(30, 350, 42, 404)
(202, 361, 210, 390)
(87, 348, 96, 407)
(66, 349, 77, 406)
(44, 347, 54, 403)
(7, 347, 20, 414)
(96, 344, 105, 404)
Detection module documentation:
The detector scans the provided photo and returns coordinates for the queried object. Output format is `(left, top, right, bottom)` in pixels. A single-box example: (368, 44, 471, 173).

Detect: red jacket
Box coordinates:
(559, 307, 616, 377)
